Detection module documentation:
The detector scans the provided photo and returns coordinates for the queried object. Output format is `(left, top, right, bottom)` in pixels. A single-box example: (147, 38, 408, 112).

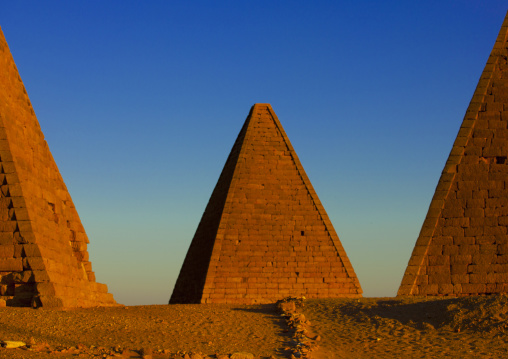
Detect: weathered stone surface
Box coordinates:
(399, 11, 508, 297)
(170, 104, 362, 304)
(0, 27, 116, 307)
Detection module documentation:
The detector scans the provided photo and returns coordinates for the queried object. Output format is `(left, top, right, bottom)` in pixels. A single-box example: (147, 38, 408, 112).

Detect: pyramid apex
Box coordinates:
(251, 103, 272, 109)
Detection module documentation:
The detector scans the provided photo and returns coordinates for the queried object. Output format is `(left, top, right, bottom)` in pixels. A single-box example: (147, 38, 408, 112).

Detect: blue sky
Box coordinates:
(0, 2, 506, 305)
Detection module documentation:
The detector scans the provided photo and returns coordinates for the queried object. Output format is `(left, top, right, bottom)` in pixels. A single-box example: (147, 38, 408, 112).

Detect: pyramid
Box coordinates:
(170, 103, 362, 304)
(0, 28, 116, 307)
(399, 12, 508, 296)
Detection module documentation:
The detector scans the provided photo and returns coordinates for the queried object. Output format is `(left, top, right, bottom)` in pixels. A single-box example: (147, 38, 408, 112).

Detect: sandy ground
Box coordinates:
(0, 304, 290, 358)
(1, 296, 508, 358)
(303, 295, 508, 358)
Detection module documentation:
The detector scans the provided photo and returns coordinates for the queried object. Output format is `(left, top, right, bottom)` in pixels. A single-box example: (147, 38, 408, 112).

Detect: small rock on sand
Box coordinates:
(2, 341, 26, 349)
(280, 301, 296, 313)
(231, 353, 254, 359)
(140, 347, 153, 359)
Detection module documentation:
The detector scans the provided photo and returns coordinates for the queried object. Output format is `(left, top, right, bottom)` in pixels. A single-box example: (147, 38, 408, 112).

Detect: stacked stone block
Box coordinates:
(399, 11, 508, 296)
(170, 103, 362, 304)
(0, 27, 116, 307)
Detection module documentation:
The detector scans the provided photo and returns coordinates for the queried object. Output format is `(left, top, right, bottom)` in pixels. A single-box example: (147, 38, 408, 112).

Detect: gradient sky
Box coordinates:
(0, 1, 507, 305)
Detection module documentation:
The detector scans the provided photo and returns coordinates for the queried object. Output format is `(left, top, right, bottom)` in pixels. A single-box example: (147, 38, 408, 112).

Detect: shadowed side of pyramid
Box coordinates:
(170, 103, 362, 304)
(399, 11, 508, 296)
(0, 28, 116, 307)
(170, 109, 252, 303)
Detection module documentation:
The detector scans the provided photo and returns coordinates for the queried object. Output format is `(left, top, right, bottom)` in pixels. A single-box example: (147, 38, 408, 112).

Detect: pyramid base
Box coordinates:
(0, 271, 117, 308)
(171, 290, 362, 304)
(398, 283, 508, 297)
(200, 294, 362, 304)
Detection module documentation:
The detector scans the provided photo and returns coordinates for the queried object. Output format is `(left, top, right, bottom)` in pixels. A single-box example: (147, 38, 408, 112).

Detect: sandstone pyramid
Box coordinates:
(170, 103, 362, 304)
(0, 28, 116, 307)
(399, 12, 508, 296)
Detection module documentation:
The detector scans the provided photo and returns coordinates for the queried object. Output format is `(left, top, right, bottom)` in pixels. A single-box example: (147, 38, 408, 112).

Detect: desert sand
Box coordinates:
(0, 295, 507, 358)
(302, 295, 508, 358)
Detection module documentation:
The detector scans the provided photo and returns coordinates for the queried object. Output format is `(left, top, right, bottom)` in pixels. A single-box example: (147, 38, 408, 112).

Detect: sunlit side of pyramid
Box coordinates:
(399, 12, 508, 296)
(0, 28, 116, 307)
(170, 103, 362, 304)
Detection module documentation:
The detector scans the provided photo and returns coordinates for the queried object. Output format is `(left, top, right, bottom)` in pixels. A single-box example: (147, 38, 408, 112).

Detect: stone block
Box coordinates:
(450, 255, 472, 265)
(461, 283, 487, 294)
(443, 245, 459, 255)
(419, 284, 439, 295)
(454, 236, 476, 245)
(0, 244, 14, 258)
(0, 221, 16, 233)
(428, 265, 450, 275)
(34, 295, 63, 308)
(12, 271, 34, 283)
(428, 274, 451, 284)
(468, 264, 492, 273)
(470, 273, 489, 283)
(476, 236, 497, 244)
(473, 253, 497, 264)
(479, 244, 498, 254)
(459, 245, 480, 255)
(22, 244, 41, 257)
(0, 232, 14, 245)
(438, 283, 454, 294)
(464, 208, 485, 217)
(428, 255, 450, 266)
(442, 207, 464, 218)
(0, 258, 22, 271)
(427, 245, 444, 256)
(495, 273, 508, 282)
(498, 244, 508, 254)
(451, 274, 469, 284)
(32, 270, 50, 282)
(35, 282, 56, 296)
